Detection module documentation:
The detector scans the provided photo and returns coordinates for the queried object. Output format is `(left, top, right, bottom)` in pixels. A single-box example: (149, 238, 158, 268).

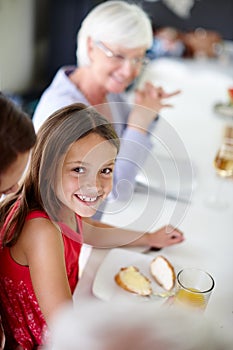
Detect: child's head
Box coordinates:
(29, 103, 120, 220)
(0, 93, 36, 197)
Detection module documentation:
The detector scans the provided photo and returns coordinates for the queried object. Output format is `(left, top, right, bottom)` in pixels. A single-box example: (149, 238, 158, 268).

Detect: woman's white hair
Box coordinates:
(77, 1, 153, 67)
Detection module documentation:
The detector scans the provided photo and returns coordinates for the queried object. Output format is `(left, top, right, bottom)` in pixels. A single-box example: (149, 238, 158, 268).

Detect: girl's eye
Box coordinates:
(101, 167, 113, 175)
(73, 167, 85, 174)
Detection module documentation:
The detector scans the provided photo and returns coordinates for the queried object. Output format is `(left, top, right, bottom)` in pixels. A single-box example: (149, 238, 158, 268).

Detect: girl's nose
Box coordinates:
(83, 175, 103, 195)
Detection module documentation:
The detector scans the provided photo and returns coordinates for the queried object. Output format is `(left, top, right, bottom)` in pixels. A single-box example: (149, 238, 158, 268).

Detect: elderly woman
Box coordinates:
(33, 1, 183, 249)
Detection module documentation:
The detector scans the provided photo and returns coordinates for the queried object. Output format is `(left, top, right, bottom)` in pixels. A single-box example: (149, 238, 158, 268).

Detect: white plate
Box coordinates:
(92, 248, 174, 303)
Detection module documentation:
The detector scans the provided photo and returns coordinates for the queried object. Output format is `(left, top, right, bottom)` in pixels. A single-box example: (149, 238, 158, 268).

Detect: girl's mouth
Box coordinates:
(75, 194, 100, 205)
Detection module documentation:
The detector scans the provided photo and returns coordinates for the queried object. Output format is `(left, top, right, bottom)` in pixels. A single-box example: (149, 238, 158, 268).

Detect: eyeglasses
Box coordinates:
(94, 41, 149, 67)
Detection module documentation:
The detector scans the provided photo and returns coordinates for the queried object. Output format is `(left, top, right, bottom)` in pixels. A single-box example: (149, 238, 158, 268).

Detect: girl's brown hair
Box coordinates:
(0, 103, 120, 246)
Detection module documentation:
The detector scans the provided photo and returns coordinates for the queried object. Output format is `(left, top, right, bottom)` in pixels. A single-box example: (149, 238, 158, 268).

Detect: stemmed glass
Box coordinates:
(205, 140, 233, 209)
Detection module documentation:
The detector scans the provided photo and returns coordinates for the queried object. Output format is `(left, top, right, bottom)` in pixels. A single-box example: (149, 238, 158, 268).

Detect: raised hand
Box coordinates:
(128, 82, 181, 132)
(134, 82, 181, 112)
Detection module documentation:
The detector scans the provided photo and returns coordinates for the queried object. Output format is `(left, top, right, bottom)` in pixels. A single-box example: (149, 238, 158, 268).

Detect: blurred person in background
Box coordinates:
(146, 26, 185, 60)
(0, 93, 36, 199)
(33, 0, 183, 249)
(0, 92, 36, 350)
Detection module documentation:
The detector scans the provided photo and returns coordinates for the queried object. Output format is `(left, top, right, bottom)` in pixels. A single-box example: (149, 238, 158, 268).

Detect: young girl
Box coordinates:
(0, 103, 183, 349)
(0, 103, 120, 349)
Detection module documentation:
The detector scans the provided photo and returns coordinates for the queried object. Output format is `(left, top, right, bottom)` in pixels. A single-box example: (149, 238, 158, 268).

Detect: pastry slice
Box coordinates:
(115, 266, 152, 296)
(150, 256, 176, 291)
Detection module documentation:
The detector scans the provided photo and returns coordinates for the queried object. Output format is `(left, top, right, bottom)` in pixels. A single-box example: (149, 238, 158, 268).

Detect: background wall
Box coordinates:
(0, 0, 35, 94)
(46, 0, 103, 82)
(142, 0, 233, 40)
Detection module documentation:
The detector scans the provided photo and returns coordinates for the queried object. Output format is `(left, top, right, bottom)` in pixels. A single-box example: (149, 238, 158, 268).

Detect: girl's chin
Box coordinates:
(67, 195, 105, 217)
(74, 203, 101, 217)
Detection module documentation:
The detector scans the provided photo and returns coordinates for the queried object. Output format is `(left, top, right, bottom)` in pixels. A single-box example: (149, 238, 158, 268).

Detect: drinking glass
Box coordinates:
(174, 268, 215, 311)
(205, 141, 233, 209)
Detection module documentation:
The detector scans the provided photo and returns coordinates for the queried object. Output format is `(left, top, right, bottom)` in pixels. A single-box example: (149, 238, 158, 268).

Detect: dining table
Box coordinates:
(74, 55, 233, 338)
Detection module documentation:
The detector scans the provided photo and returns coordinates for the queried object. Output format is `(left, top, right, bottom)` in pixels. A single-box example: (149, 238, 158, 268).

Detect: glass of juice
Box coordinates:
(204, 141, 233, 210)
(174, 268, 215, 311)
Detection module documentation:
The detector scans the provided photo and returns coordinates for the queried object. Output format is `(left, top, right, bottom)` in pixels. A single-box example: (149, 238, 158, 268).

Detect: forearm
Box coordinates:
(112, 127, 153, 201)
(83, 218, 184, 249)
(128, 105, 158, 133)
(83, 218, 149, 248)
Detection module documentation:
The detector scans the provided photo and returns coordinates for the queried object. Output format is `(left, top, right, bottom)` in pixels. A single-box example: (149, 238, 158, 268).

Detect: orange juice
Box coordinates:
(175, 288, 206, 309)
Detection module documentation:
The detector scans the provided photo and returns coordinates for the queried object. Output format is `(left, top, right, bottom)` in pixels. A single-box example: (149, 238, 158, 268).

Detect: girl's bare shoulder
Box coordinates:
(19, 217, 63, 255)
(11, 217, 63, 266)
(23, 216, 61, 238)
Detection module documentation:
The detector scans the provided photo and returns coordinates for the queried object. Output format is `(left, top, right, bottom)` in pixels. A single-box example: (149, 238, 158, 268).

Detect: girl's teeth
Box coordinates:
(77, 195, 97, 202)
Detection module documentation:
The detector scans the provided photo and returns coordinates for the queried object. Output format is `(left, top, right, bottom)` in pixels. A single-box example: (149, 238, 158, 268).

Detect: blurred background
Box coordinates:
(0, 0, 232, 115)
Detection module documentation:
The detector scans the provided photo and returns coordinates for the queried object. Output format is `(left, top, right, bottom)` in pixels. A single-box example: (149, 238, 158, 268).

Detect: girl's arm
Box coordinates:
(83, 218, 184, 249)
(19, 218, 72, 324)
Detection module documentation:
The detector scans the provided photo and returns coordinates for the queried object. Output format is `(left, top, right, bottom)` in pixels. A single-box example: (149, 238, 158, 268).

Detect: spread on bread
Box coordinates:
(114, 266, 152, 296)
(150, 255, 176, 291)
(115, 255, 175, 295)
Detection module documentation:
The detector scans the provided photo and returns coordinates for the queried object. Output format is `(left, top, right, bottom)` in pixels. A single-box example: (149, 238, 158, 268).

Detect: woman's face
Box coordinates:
(56, 133, 117, 218)
(0, 151, 30, 198)
(88, 39, 147, 93)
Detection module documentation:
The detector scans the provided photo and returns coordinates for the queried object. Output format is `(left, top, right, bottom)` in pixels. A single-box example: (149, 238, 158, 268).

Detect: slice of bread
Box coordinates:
(150, 256, 176, 291)
(115, 266, 152, 296)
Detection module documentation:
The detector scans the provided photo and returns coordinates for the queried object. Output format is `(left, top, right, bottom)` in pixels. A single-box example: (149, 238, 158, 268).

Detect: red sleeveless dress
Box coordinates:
(0, 205, 83, 349)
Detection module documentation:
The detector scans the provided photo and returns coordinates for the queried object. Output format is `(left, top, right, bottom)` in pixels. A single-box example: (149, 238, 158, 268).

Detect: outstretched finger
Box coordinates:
(164, 89, 181, 98)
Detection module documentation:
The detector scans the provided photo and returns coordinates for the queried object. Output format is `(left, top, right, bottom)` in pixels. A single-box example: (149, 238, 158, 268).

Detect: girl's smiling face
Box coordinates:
(56, 132, 117, 218)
